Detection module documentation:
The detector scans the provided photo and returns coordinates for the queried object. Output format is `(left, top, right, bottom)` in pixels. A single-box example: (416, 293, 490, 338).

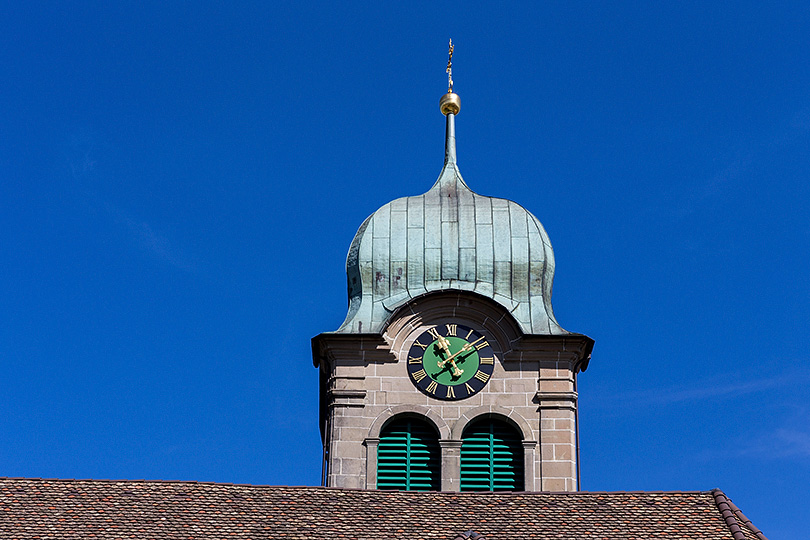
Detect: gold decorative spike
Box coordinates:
(446, 39, 455, 93)
(439, 39, 461, 115)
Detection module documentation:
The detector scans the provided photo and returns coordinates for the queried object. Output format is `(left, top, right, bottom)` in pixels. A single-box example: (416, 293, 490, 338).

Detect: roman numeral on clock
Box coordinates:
(474, 340, 489, 351)
(412, 369, 427, 382)
(445, 324, 457, 336)
(426, 381, 438, 394)
(446, 386, 455, 398)
(474, 370, 490, 383)
(479, 357, 494, 365)
(408, 356, 422, 364)
(427, 328, 441, 340)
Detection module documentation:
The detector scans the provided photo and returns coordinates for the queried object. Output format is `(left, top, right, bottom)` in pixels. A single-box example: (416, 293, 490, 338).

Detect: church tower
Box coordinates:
(312, 49, 594, 492)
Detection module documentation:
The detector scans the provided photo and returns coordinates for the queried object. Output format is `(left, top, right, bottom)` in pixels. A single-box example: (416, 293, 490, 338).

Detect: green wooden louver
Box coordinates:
(460, 419, 524, 491)
(377, 417, 440, 491)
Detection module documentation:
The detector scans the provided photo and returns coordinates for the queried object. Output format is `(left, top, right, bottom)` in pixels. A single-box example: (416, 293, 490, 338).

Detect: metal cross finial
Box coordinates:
(446, 39, 454, 93)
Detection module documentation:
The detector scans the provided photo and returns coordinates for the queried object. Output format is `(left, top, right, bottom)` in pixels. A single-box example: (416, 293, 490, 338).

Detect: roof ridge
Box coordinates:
(712, 488, 768, 540)
(724, 492, 770, 540)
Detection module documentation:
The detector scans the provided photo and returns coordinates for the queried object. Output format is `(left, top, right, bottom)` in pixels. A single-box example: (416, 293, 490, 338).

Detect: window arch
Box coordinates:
(460, 417, 524, 491)
(377, 416, 440, 491)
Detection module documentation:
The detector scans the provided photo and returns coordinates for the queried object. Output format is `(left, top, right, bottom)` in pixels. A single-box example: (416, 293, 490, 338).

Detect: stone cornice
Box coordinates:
(533, 391, 578, 410)
(507, 334, 594, 372)
(311, 333, 394, 369)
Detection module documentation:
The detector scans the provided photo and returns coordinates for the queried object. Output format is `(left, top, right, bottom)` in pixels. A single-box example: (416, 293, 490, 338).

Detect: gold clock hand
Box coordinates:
(436, 334, 451, 355)
(438, 357, 464, 376)
(448, 357, 463, 377)
(435, 334, 453, 368)
(441, 335, 486, 365)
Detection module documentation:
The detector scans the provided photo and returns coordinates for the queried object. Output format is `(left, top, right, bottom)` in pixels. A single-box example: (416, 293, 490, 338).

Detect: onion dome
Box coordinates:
(335, 89, 566, 336)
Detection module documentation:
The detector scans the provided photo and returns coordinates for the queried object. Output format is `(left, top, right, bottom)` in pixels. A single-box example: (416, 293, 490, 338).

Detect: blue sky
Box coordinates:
(2, 2, 809, 538)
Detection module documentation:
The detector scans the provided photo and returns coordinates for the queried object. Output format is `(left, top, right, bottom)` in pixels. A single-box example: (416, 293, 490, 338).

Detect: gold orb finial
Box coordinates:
(440, 39, 460, 115)
(440, 92, 461, 115)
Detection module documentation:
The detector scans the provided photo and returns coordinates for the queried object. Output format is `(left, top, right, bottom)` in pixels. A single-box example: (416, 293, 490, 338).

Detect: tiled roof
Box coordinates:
(0, 478, 767, 540)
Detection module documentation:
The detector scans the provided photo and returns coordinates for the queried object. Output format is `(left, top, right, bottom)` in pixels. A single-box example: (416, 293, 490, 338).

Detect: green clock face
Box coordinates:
(407, 323, 495, 401)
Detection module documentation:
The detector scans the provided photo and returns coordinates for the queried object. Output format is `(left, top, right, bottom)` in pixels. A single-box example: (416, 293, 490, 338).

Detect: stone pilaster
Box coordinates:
(536, 390, 578, 492)
(364, 438, 379, 489)
(440, 440, 463, 492)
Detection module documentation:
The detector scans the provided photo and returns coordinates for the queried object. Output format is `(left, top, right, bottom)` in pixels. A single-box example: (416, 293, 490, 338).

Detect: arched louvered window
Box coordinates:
(460, 418, 524, 491)
(377, 416, 440, 491)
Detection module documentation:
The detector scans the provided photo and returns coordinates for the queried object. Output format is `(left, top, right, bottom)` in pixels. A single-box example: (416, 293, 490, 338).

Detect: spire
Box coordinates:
(439, 39, 461, 165)
(442, 109, 458, 165)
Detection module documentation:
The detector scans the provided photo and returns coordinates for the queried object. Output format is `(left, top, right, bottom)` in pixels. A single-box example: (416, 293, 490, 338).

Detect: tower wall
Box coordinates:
(314, 292, 592, 491)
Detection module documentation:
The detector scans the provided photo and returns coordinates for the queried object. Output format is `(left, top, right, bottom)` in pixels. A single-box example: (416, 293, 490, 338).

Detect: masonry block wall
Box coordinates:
(313, 292, 592, 492)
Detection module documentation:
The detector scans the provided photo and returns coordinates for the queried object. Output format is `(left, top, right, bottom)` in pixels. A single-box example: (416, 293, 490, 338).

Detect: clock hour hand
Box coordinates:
(435, 334, 452, 357)
(435, 334, 453, 368)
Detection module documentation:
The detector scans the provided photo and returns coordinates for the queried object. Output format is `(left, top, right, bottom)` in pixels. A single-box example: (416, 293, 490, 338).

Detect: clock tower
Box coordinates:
(312, 68, 593, 492)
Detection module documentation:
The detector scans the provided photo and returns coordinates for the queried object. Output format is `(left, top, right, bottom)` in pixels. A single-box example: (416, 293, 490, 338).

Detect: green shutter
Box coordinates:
(377, 417, 440, 491)
(460, 419, 524, 491)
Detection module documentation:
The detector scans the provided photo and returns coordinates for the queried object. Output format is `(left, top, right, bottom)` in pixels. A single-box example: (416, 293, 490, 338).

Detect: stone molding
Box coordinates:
(311, 334, 395, 369)
(439, 439, 463, 448)
(507, 334, 594, 371)
(328, 389, 367, 399)
(534, 391, 578, 411)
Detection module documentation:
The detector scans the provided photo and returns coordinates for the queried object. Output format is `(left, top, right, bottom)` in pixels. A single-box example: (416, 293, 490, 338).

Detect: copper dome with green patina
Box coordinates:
(337, 112, 564, 335)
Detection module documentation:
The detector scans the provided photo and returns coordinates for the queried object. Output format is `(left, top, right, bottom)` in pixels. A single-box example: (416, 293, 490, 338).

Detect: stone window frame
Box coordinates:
(365, 405, 450, 490)
(452, 406, 537, 492)
(451, 405, 537, 491)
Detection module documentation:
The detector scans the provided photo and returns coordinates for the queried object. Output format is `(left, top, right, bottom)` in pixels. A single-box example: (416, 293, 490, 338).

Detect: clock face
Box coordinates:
(406, 323, 495, 401)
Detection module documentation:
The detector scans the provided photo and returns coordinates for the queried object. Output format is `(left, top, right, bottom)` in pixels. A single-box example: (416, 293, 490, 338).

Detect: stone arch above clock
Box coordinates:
(383, 290, 523, 361)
